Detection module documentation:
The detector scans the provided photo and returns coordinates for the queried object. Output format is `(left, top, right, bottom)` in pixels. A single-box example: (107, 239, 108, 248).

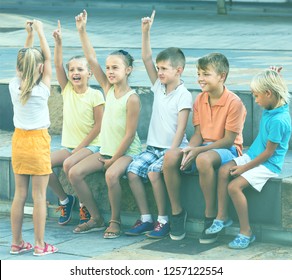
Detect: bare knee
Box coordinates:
(228, 181, 241, 197)
(105, 169, 120, 188)
(148, 171, 161, 184)
(32, 189, 46, 203)
(196, 153, 213, 173)
(218, 163, 231, 180)
(68, 166, 84, 185)
(163, 148, 182, 170)
(63, 159, 71, 175)
(128, 171, 139, 183)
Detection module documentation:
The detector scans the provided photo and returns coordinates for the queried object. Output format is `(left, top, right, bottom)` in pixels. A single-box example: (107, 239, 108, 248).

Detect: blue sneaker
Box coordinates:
(56, 195, 76, 225)
(125, 219, 154, 236)
(79, 205, 91, 224)
(146, 221, 170, 239)
(228, 234, 256, 249)
(205, 219, 233, 234)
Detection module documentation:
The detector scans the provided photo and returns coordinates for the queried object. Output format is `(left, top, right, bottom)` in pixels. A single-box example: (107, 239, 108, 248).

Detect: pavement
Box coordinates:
(1, 212, 292, 261)
(1, 0, 292, 91)
(1, 0, 292, 271)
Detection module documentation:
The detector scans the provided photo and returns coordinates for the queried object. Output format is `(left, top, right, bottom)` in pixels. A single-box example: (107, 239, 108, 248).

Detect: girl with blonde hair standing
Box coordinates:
(9, 20, 57, 256)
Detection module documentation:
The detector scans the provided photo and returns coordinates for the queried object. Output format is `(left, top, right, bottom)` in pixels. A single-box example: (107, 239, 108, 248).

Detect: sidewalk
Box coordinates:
(1, 213, 292, 260)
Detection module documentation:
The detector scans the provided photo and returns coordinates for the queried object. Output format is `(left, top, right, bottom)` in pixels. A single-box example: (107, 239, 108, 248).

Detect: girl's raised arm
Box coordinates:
(33, 20, 52, 88)
(76, 10, 110, 93)
(24, 21, 34, 48)
(52, 20, 68, 90)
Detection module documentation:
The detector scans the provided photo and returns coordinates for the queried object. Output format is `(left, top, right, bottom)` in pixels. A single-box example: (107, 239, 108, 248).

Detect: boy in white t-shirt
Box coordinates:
(125, 11, 193, 238)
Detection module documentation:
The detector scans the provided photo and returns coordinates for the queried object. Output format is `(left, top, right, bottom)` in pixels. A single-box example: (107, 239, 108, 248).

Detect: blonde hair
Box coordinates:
(65, 55, 91, 71)
(17, 47, 44, 105)
(250, 69, 290, 105)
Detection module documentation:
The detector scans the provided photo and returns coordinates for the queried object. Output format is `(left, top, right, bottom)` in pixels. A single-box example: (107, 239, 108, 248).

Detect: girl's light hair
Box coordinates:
(250, 69, 290, 105)
(65, 55, 91, 71)
(17, 48, 44, 105)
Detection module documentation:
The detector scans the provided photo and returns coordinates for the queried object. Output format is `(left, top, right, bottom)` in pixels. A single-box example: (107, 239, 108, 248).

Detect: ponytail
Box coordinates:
(17, 48, 44, 105)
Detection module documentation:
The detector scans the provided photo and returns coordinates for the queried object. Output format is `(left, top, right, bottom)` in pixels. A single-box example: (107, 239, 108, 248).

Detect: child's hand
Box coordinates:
(180, 146, 198, 171)
(26, 21, 33, 33)
(141, 10, 155, 33)
(229, 165, 246, 177)
(32, 20, 43, 33)
(75, 9, 87, 32)
(53, 20, 62, 43)
(270, 65, 283, 73)
(98, 157, 114, 171)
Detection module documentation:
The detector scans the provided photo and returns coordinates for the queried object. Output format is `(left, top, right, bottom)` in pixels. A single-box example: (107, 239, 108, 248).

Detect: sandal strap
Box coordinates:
(77, 221, 90, 231)
(109, 219, 121, 225)
(11, 240, 32, 250)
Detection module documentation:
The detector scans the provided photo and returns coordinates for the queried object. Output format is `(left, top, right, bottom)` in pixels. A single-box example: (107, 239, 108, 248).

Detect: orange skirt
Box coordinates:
(12, 128, 52, 175)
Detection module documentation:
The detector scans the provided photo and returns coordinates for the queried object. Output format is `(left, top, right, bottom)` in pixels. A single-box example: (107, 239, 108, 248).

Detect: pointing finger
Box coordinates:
(151, 10, 156, 21)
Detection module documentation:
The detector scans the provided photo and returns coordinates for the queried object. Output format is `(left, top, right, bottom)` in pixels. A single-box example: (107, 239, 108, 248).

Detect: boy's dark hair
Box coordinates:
(197, 53, 229, 81)
(156, 47, 186, 69)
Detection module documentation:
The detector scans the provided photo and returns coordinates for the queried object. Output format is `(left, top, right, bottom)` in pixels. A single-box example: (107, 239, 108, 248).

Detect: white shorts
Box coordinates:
(233, 154, 278, 192)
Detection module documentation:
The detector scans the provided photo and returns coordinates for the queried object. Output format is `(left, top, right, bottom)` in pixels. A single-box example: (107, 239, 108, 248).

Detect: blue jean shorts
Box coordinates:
(127, 145, 167, 181)
(64, 145, 100, 154)
(183, 143, 238, 174)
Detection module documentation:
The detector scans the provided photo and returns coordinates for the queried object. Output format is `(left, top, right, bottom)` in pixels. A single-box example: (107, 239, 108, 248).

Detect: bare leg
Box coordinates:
(196, 151, 221, 218)
(128, 172, 150, 215)
(163, 148, 184, 215)
(31, 175, 49, 248)
(228, 176, 252, 236)
(148, 171, 168, 216)
(216, 161, 236, 220)
(69, 152, 104, 221)
(48, 149, 71, 200)
(63, 148, 93, 176)
(105, 156, 133, 234)
(11, 174, 29, 246)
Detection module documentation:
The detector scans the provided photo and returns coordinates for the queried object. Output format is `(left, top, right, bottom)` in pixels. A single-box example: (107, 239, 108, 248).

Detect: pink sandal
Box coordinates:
(33, 242, 58, 256)
(10, 240, 33, 255)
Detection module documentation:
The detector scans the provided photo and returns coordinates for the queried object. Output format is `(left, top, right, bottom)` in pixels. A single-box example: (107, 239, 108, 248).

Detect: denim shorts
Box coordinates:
(183, 143, 238, 174)
(64, 145, 100, 154)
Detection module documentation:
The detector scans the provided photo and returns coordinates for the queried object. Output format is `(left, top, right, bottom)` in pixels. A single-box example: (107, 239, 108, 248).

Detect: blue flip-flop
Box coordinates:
(228, 233, 256, 249)
(205, 219, 233, 234)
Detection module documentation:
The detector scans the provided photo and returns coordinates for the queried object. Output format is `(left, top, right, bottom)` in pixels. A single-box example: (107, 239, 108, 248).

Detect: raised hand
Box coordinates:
(53, 20, 62, 43)
(25, 20, 33, 33)
(270, 65, 283, 73)
(75, 9, 87, 32)
(141, 10, 155, 33)
(32, 19, 43, 34)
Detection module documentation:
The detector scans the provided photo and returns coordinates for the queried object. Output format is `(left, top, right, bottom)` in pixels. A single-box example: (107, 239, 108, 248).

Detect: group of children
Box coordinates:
(9, 10, 291, 256)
